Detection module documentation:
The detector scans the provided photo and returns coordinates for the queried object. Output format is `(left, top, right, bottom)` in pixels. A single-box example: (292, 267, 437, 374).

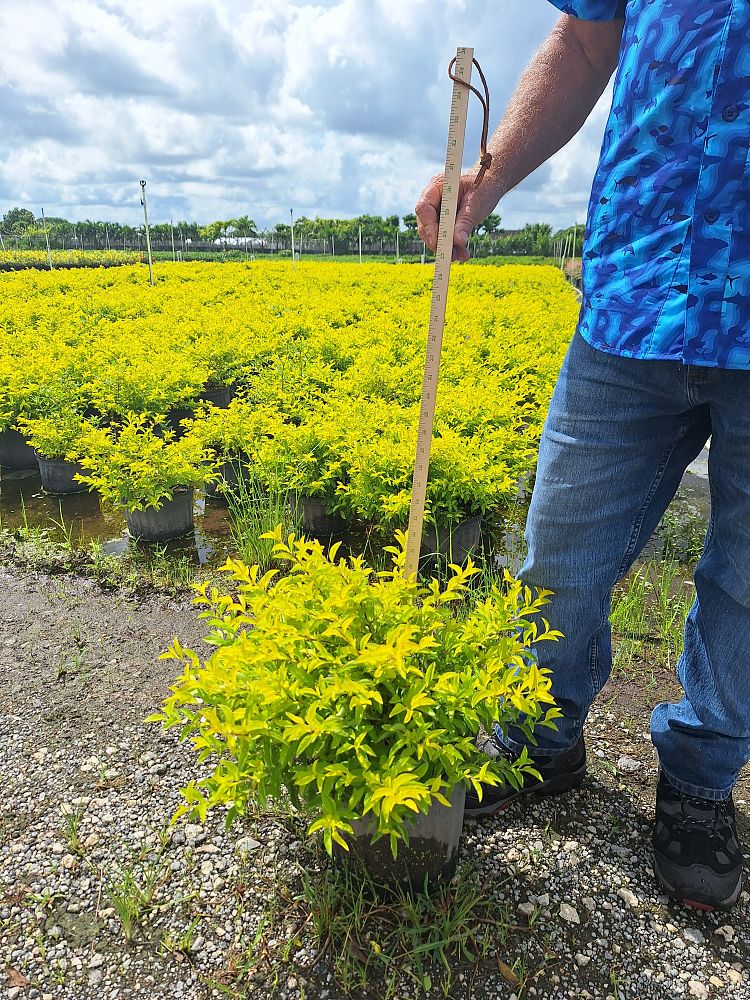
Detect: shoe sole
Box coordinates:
(652, 855, 743, 912)
(465, 766, 587, 819)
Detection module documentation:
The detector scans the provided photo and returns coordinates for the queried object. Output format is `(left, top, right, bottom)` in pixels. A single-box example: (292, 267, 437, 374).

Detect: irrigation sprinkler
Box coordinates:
(140, 180, 154, 286)
(404, 46, 480, 576)
(40, 208, 53, 271)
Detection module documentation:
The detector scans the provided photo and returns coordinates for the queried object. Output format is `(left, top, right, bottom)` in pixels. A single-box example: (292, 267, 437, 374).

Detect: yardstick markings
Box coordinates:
(405, 46, 474, 577)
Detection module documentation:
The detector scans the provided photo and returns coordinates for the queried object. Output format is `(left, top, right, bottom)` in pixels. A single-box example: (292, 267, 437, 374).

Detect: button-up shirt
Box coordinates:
(546, 0, 750, 369)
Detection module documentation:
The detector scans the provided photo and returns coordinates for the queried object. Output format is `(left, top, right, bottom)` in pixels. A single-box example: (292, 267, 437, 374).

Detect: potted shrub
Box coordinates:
(74, 414, 217, 542)
(258, 404, 352, 538)
(184, 398, 286, 499)
(19, 411, 93, 494)
(191, 330, 244, 406)
(151, 525, 562, 890)
(86, 345, 207, 436)
(262, 394, 516, 557)
(0, 374, 36, 470)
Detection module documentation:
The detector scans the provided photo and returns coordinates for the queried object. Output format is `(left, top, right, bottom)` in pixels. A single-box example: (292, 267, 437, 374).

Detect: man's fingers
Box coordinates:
(418, 222, 438, 250)
(454, 185, 479, 251)
(415, 176, 443, 251)
(417, 173, 485, 259)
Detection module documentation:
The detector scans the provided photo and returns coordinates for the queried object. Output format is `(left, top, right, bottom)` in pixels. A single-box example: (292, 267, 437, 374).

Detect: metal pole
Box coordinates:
(170, 219, 176, 262)
(358, 226, 362, 263)
(40, 208, 53, 270)
(140, 180, 154, 286)
(290, 208, 295, 268)
(331, 233, 335, 257)
(396, 228, 400, 262)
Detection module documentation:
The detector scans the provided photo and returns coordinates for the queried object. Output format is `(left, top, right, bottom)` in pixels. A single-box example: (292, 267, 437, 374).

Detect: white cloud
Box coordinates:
(0, 0, 609, 230)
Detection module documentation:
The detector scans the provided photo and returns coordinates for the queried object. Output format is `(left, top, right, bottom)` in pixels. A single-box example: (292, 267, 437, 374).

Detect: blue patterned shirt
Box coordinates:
(546, 0, 750, 369)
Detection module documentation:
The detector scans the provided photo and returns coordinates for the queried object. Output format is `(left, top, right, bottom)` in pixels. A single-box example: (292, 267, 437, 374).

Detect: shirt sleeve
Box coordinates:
(545, 0, 626, 19)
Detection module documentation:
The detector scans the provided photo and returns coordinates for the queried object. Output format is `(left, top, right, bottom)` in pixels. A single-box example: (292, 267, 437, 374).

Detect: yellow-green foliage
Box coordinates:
(18, 411, 93, 461)
(74, 415, 216, 510)
(0, 261, 578, 526)
(0, 249, 141, 269)
(152, 525, 562, 856)
(183, 396, 288, 460)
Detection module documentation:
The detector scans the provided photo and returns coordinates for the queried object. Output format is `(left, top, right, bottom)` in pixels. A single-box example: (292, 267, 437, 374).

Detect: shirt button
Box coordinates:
(704, 209, 719, 224)
(722, 105, 739, 122)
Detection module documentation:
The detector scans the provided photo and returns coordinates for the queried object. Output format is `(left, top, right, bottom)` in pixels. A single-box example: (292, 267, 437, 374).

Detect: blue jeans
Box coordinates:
(503, 331, 750, 801)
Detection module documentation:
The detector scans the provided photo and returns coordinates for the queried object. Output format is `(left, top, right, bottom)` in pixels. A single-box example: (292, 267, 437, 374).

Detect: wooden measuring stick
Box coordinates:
(404, 46, 474, 577)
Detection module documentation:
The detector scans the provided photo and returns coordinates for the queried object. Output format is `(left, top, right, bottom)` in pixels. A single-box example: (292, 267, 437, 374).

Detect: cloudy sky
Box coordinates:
(0, 0, 614, 230)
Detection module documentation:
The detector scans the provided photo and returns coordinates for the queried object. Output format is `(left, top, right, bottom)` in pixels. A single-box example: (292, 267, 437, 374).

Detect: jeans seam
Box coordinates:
(588, 627, 602, 696)
(495, 725, 579, 757)
(615, 418, 689, 581)
(660, 764, 735, 802)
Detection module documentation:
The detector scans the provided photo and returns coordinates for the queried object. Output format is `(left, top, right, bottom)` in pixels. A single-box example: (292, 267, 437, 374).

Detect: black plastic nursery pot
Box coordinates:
(0, 428, 37, 470)
(420, 515, 483, 568)
(37, 455, 88, 495)
(201, 384, 234, 408)
(205, 456, 247, 499)
(125, 487, 195, 542)
(163, 406, 195, 440)
(295, 495, 347, 540)
(334, 785, 466, 895)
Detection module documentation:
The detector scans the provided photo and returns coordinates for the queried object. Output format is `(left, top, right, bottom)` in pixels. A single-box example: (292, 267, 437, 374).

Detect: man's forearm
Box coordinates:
(480, 16, 622, 205)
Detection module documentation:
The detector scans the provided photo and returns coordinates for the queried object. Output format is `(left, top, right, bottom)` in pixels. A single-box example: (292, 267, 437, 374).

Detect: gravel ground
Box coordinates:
(1, 564, 748, 1000)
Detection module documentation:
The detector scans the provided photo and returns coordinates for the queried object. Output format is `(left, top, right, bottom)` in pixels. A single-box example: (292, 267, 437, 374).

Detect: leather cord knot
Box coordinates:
(447, 57, 492, 188)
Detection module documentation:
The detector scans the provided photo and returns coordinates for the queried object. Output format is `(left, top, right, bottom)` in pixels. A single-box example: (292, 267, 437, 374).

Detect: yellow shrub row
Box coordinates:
(0, 261, 578, 524)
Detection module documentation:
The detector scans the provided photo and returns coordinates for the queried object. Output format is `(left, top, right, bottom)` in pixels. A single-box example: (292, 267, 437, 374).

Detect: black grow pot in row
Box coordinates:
(294, 494, 483, 566)
(37, 456, 88, 495)
(124, 487, 195, 543)
(0, 429, 36, 470)
(165, 383, 235, 438)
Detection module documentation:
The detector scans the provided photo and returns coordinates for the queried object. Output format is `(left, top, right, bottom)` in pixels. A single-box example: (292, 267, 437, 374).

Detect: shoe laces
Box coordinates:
(678, 794, 731, 838)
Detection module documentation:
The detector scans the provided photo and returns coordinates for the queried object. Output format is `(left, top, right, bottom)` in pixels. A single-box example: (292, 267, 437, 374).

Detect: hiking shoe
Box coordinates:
(465, 734, 586, 818)
(652, 772, 743, 912)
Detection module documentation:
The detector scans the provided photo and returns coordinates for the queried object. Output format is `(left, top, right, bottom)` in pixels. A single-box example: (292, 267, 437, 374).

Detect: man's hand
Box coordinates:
(416, 171, 500, 263)
(415, 14, 623, 263)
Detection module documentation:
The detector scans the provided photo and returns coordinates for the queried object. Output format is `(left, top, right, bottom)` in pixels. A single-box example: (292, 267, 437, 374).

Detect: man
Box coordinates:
(416, 1, 749, 912)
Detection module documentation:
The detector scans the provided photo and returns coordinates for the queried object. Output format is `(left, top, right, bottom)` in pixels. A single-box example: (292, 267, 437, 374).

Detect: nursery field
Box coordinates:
(0, 249, 142, 271)
(0, 260, 578, 554)
(1, 261, 749, 1000)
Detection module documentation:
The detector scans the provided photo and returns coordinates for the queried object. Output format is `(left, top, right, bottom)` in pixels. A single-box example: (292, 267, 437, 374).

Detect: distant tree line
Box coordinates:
(0, 206, 583, 258)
